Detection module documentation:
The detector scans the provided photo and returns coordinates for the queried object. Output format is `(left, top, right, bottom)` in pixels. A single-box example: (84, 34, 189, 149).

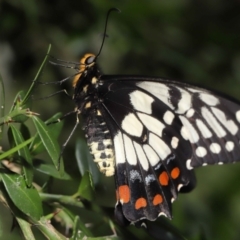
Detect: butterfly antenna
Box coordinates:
(95, 8, 121, 59)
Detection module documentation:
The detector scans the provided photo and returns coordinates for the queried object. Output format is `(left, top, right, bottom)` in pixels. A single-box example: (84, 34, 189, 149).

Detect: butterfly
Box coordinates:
(58, 9, 240, 226)
(70, 52, 240, 226)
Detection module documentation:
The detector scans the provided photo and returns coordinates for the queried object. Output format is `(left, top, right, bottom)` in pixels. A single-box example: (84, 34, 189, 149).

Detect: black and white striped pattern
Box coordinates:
(99, 76, 240, 168)
(72, 54, 240, 225)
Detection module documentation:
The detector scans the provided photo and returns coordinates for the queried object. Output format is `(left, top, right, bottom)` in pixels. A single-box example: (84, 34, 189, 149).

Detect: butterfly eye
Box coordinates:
(85, 56, 95, 65)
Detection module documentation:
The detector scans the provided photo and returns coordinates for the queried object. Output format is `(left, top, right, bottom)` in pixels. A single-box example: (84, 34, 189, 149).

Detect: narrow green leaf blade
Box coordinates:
(0, 137, 34, 161)
(32, 116, 63, 172)
(30, 113, 63, 156)
(1, 173, 43, 220)
(32, 217, 66, 240)
(9, 90, 31, 121)
(75, 137, 100, 185)
(9, 125, 33, 186)
(77, 172, 94, 201)
(21, 44, 52, 106)
(33, 160, 71, 180)
(16, 217, 36, 240)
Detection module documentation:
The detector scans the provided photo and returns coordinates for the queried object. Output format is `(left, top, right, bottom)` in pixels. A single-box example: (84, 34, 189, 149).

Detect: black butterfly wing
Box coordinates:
(97, 75, 240, 224)
(145, 79, 240, 166)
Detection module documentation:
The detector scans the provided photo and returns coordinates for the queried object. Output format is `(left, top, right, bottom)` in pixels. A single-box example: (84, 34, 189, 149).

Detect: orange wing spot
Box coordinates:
(153, 194, 163, 205)
(118, 185, 130, 203)
(72, 53, 96, 88)
(159, 171, 169, 186)
(171, 167, 180, 179)
(135, 197, 147, 210)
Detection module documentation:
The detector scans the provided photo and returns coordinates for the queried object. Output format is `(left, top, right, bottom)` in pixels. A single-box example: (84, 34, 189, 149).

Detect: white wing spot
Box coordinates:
(199, 93, 220, 106)
(186, 159, 193, 170)
(236, 110, 240, 123)
(188, 88, 202, 93)
(133, 142, 149, 171)
(196, 119, 212, 138)
(143, 144, 160, 166)
(137, 82, 174, 109)
(177, 184, 184, 191)
(163, 111, 175, 125)
(158, 212, 167, 217)
(195, 146, 207, 157)
(129, 170, 142, 182)
(211, 107, 238, 135)
(123, 134, 137, 165)
(201, 107, 226, 138)
(171, 137, 179, 149)
(180, 126, 189, 140)
(179, 116, 199, 143)
(138, 113, 165, 137)
(130, 90, 154, 114)
(154, 163, 161, 170)
(225, 141, 234, 152)
(145, 174, 155, 185)
(202, 163, 208, 166)
(149, 133, 171, 160)
(186, 108, 195, 118)
(218, 162, 224, 165)
(121, 113, 143, 137)
(113, 131, 125, 164)
(210, 143, 221, 154)
(175, 87, 192, 114)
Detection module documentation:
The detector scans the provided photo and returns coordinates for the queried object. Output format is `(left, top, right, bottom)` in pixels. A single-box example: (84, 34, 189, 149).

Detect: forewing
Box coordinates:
(135, 80, 240, 169)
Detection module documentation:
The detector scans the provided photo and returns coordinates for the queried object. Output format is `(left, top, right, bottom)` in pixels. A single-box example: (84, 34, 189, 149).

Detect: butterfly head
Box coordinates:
(72, 53, 98, 88)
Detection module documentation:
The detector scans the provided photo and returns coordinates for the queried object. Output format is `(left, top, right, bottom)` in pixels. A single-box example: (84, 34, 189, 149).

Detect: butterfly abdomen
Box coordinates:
(83, 108, 115, 176)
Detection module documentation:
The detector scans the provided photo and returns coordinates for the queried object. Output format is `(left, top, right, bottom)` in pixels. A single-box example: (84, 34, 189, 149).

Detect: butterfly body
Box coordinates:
(73, 54, 115, 177)
(72, 52, 240, 225)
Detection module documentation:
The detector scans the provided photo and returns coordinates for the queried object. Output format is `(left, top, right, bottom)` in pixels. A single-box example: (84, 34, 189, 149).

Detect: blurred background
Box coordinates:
(1, 0, 240, 239)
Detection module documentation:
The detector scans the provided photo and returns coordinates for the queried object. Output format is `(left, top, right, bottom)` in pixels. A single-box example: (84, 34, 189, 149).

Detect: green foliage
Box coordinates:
(0, 47, 101, 239)
(1, 1, 240, 239)
(0, 46, 65, 239)
(0, 47, 184, 240)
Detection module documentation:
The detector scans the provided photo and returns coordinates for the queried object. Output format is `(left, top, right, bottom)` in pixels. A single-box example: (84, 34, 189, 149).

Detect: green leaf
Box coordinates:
(0, 72, 5, 139)
(10, 90, 31, 122)
(32, 116, 64, 173)
(77, 172, 94, 201)
(31, 217, 66, 240)
(9, 125, 33, 187)
(30, 113, 63, 156)
(0, 105, 32, 127)
(45, 112, 63, 125)
(1, 173, 43, 220)
(75, 137, 100, 185)
(0, 137, 34, 161)
(33, 160, 71, 180)
(16, 217, 36, 240)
